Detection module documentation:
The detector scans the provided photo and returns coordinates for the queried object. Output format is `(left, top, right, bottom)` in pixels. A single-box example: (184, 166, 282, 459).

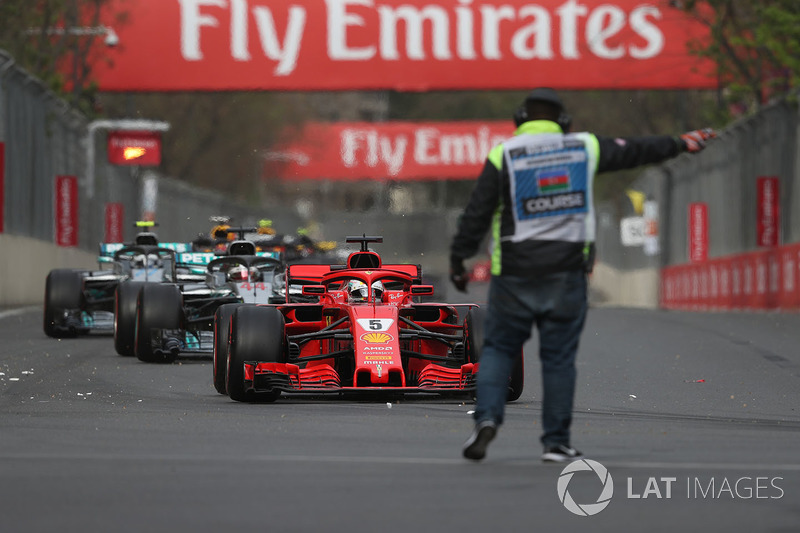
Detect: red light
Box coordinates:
(123, 147, 147, 160)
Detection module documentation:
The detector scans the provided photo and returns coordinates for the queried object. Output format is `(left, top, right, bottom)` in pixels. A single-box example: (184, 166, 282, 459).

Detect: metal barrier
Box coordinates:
(0, 50, 300, 250)
(0, 51, 86, 243)
(612, 98, 800, 309)
(616, 99, 800, 270)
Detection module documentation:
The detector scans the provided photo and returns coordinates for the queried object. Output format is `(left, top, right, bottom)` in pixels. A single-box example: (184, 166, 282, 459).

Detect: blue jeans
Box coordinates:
(473, 270, 587, 447)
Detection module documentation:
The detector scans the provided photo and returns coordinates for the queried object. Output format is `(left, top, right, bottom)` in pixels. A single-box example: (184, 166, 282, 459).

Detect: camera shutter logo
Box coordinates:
(557, 459, 614, 516)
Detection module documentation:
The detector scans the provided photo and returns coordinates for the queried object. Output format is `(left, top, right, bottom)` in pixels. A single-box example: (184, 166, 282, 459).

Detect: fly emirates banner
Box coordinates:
(264, 121, 513, 180)
(93, 0, 715, 91)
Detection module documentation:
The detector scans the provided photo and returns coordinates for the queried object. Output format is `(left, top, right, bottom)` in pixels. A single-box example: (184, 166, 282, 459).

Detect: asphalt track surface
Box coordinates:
(2, 294, 800, 533)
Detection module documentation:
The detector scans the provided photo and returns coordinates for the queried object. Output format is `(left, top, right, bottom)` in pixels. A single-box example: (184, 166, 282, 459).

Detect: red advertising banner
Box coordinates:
(90, 0, 716, 92)
(105, 203, 125, 243)
(107, 130, 162, 166)
(688, 202, 707, 263)
(661, 243, 800, 311)
(55, 175, 79, 247)
(265, 121, 513, 180)
(0, 142, 5, 233)
(757, 176, 780, 247)
(778, 243, 800, 310)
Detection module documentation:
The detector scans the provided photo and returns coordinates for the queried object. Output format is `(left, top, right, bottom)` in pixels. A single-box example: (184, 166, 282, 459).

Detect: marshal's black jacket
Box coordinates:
(450, 120, 688, 277)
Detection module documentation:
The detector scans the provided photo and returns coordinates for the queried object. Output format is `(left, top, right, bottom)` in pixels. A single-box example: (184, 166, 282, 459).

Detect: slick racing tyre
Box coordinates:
(43, 269, 84, 338)
(213, 303, 243, 395)
(114, 281, 145, 356)
(464, 306, 486, 364)
(135, 284, 183, 363)
(227, 305, 286, 403)
(464, 305, 524, 402)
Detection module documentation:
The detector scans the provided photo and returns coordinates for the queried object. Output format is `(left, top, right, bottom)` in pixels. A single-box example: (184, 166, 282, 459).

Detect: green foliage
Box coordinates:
(678, 0, 800, 111)
(0, 0, 113, 115)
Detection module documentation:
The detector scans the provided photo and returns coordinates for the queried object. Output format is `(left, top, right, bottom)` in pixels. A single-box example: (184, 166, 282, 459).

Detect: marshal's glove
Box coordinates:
(450, 257, 468, 293)
(680, 128, 716, 153)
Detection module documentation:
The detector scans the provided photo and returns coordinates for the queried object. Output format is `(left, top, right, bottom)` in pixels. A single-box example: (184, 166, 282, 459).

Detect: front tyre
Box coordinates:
(465, 306, 523, 402)
(114, 281, 145, 356)
(227, 306, 286, 402)
(135, 284, 183, 363)
(213, 303, 243, 395)
(464, 306, 486, 364)
(43, 269, 84, 338)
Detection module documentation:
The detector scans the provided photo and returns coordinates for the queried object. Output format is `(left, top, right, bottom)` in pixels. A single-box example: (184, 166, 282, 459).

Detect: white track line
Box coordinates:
(0, 306, 38, 320)
(0, 452, 799, 471)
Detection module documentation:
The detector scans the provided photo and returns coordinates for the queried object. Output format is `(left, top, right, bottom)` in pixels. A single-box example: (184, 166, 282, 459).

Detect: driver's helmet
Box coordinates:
(347, 280, 368, 303)
(347, 280, 385, 303)
(132, 254, 147, 269)
(257, 219, 275, 235)
(132, 253, 161, 269)
(211, 224, 234, 241)
(227, 264, 250, 282)
(371, 280, 385, 301)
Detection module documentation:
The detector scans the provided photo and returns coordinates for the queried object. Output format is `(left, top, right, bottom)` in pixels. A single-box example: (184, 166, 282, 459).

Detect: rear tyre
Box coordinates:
(43, 269, 84, 338)
(227, 306, 286, 402)
(212, 303, 243, 395)
(135, 284, 183, 363)
(114, 281, 145, 356)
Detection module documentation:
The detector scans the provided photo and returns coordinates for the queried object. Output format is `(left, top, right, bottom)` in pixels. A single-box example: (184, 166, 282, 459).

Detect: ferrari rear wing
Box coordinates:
(287, 263, 423, 284)
(286, 264, 332, 284)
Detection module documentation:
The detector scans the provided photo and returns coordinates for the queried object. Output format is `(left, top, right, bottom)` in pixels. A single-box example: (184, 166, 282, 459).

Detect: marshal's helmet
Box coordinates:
(523, 87, 572, 132)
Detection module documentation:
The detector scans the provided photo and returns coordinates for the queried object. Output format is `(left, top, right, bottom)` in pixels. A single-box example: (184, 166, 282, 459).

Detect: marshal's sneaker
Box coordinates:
(462, 420, 497, 461)
(542, 444, 583, 463)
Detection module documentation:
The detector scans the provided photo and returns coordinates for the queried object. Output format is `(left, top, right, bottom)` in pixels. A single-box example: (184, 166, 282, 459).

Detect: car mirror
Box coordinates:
(410, 285, 434, 295)
(302, 285, 327, 295)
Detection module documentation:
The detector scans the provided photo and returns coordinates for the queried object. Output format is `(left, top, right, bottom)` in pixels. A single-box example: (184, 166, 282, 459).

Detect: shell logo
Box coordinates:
(360, 332, 393, 344)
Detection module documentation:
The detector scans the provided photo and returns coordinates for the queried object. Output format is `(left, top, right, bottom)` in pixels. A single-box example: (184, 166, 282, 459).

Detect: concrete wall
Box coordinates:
(0, 234, 658, 309)
(589, 262, 660, 309)
(0, 235, 96, 307)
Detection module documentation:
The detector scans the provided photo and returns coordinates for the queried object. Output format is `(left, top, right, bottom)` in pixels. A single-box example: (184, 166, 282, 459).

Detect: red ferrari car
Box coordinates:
(214, 235, 524, 403)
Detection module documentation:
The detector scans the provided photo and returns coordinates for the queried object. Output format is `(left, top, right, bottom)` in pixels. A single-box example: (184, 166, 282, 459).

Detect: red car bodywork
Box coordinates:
(220, 236, 499, 401)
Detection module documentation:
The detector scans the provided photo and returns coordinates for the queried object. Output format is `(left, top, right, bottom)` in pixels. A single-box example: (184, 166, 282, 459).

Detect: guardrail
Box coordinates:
(661, 243, 800, 311)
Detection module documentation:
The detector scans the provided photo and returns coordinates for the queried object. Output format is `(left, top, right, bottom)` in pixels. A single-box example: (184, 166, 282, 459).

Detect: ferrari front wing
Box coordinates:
(242, 362, 477, 395)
